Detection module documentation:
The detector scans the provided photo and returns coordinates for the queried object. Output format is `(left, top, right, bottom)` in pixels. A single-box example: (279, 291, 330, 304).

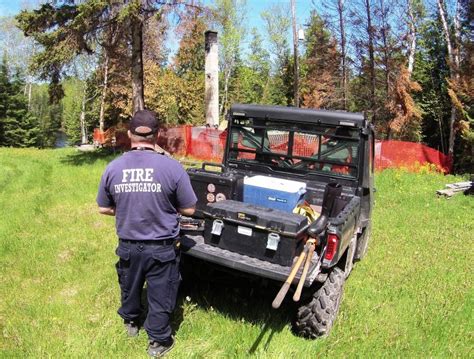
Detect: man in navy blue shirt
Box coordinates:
(97, 110, 197, 357)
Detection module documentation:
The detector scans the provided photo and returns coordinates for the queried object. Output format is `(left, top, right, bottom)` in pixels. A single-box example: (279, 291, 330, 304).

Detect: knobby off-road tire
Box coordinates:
(293, 267, 345, 338)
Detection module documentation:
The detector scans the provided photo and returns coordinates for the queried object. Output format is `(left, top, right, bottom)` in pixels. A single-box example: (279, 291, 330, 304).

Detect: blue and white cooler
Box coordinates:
(243, 175, 306, 213)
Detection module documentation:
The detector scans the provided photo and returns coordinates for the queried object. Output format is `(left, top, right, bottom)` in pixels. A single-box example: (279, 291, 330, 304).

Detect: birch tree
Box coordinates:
(0, 16, 38, 111)
(262, 4, 291, 73)
(406, 0, 424, 77)
(437, 0, 460, 156)
(75, 55, 98, 144)
(212, 0, 246, 117)
(262, 3, 292, 105)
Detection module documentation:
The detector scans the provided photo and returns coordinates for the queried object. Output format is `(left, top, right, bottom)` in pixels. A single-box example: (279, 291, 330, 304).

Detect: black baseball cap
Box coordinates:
(130, 110, 159, 136)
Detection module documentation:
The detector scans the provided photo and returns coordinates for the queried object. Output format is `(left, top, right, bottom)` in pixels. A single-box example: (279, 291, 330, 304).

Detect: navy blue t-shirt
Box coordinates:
(97, 150, 197, 240)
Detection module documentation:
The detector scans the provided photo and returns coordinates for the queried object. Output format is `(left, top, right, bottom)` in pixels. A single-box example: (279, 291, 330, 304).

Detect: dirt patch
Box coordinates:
(57, 249, 73, 263)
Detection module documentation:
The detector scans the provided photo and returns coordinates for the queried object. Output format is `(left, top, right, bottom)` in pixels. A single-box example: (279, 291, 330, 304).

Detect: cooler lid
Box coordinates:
(244, 175, 306, 193)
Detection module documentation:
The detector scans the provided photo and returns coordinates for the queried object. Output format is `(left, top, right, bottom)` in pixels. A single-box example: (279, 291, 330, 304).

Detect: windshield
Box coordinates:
(228, 119, 359, 178)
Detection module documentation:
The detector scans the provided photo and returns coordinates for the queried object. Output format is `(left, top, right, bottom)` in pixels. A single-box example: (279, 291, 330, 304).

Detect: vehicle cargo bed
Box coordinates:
(181, 234, 321, 287)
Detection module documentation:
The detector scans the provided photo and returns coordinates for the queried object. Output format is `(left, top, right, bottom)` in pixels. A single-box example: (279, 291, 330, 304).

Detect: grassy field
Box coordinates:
(0, 147, 473, 358)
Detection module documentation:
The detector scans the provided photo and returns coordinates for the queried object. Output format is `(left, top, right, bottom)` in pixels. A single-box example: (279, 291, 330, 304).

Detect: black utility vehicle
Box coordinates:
(181, 104, 375, 338)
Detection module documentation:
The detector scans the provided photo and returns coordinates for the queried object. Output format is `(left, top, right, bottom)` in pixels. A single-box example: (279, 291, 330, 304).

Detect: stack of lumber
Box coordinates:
(436, 181, 473, 197)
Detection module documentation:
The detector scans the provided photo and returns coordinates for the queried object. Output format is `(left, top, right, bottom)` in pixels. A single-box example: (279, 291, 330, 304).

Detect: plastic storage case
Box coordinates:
(203, 200, 309, 266)
(243, 175, 306, 213)
(187, 168, 244, 218)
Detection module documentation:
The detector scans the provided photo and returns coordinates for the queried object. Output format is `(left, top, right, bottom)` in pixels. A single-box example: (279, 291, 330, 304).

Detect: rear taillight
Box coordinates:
(324, 234, 339, 261)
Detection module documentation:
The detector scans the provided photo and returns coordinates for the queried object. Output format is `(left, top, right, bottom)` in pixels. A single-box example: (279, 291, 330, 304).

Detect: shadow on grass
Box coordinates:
(60, 147, 122, 166)
(108, 252, 297, 353)
(121, 264, 285, 351)
(179, 256, 295, 354)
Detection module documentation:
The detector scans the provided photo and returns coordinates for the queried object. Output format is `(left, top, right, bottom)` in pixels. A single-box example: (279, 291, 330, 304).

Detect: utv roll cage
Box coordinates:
(223, 104, 368, 182)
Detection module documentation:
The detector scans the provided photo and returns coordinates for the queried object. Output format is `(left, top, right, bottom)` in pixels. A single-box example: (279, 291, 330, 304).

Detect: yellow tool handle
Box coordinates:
(293, 241, 315, 302)
(272, 247, 307, 309)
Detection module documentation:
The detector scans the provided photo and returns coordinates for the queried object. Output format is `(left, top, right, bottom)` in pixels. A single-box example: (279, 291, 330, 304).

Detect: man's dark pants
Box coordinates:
(115, 239, 180, 342)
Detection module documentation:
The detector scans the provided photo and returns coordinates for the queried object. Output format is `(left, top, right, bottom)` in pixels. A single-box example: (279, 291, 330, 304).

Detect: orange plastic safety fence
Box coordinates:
(94, 126, 451, 173)
(375, 140, 452, 173)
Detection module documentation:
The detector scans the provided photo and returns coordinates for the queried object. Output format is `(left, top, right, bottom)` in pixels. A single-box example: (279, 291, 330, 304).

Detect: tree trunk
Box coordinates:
(80, 85, 87, 145)
(453, 0, 461, 72)
(380, 0, 390, 97)
(131, 19, 145, 114)
(438, 0, 454, 66)
(407, 0, 417, 78)
(27, 82, 32, 111)
(220, 67, 231, 117)
(438, 111, 446, 155)
(448, 106, 456, 157)
(291, 0, 299, 107)
(365, 0, 376, 123)
(379, 0, 391, 140)
(99, 54, 109, 132)
(338, 0, 347, 110)
(437, 0, 458, 156)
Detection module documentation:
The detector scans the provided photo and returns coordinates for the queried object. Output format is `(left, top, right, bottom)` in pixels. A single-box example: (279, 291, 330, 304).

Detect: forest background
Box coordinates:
(0, 0, 472, 172)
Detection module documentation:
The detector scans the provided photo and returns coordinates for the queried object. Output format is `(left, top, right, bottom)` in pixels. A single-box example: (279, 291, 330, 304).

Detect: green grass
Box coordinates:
(0, 148, 472, 358)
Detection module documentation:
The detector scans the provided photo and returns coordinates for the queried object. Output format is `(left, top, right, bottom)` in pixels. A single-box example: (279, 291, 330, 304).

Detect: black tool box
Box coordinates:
(187, 168, 244, 218)
(203, 200, 309, 266)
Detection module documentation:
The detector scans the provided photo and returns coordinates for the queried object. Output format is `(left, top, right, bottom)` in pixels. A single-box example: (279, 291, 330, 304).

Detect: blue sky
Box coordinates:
(0, 0, 314, 28)
(237, 0, 313, 30)
(0, 0, 22, 16)
(235, 0, 314, 46)
(1, 0, 315, 63)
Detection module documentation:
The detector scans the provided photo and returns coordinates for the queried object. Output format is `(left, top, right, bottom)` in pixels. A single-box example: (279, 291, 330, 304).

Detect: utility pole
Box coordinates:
(291, 0, 299, 107)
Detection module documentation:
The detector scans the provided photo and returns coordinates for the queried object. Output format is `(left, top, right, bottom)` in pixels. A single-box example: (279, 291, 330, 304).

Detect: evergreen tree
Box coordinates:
(173, 6, 207, 124)
(16, 1, 198, 115)
(0, 53, 10, 144)
(144, 5, 207, 126)
(0, 53, 40, 147)
(243, 28, 271, 104)
(174, 7, 206, 76)
(29, 83, 60, 148)
(261, 3, 292, 106)
(279, 54, 295, 106)
(227, 29, 272, 106)
(145, 65, 180, 125)
(413, 19, 451, 154)
(301, 12, 342, 109)
(62, 77, 84, 145)
(248, 28, 270, 76)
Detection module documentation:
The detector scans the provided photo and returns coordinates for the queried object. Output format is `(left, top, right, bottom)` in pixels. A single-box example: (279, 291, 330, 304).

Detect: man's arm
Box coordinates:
(99, 207, 116, 216)
(178, 206, 196, 217)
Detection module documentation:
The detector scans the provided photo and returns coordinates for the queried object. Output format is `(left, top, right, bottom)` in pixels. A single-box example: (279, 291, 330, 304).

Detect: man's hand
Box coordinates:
(178, 206, 196, 217)
(99, 207, 116, 216)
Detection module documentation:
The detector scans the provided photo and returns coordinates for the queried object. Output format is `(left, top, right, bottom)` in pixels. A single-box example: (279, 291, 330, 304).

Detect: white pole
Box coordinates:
(205, 31, 219, 127)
